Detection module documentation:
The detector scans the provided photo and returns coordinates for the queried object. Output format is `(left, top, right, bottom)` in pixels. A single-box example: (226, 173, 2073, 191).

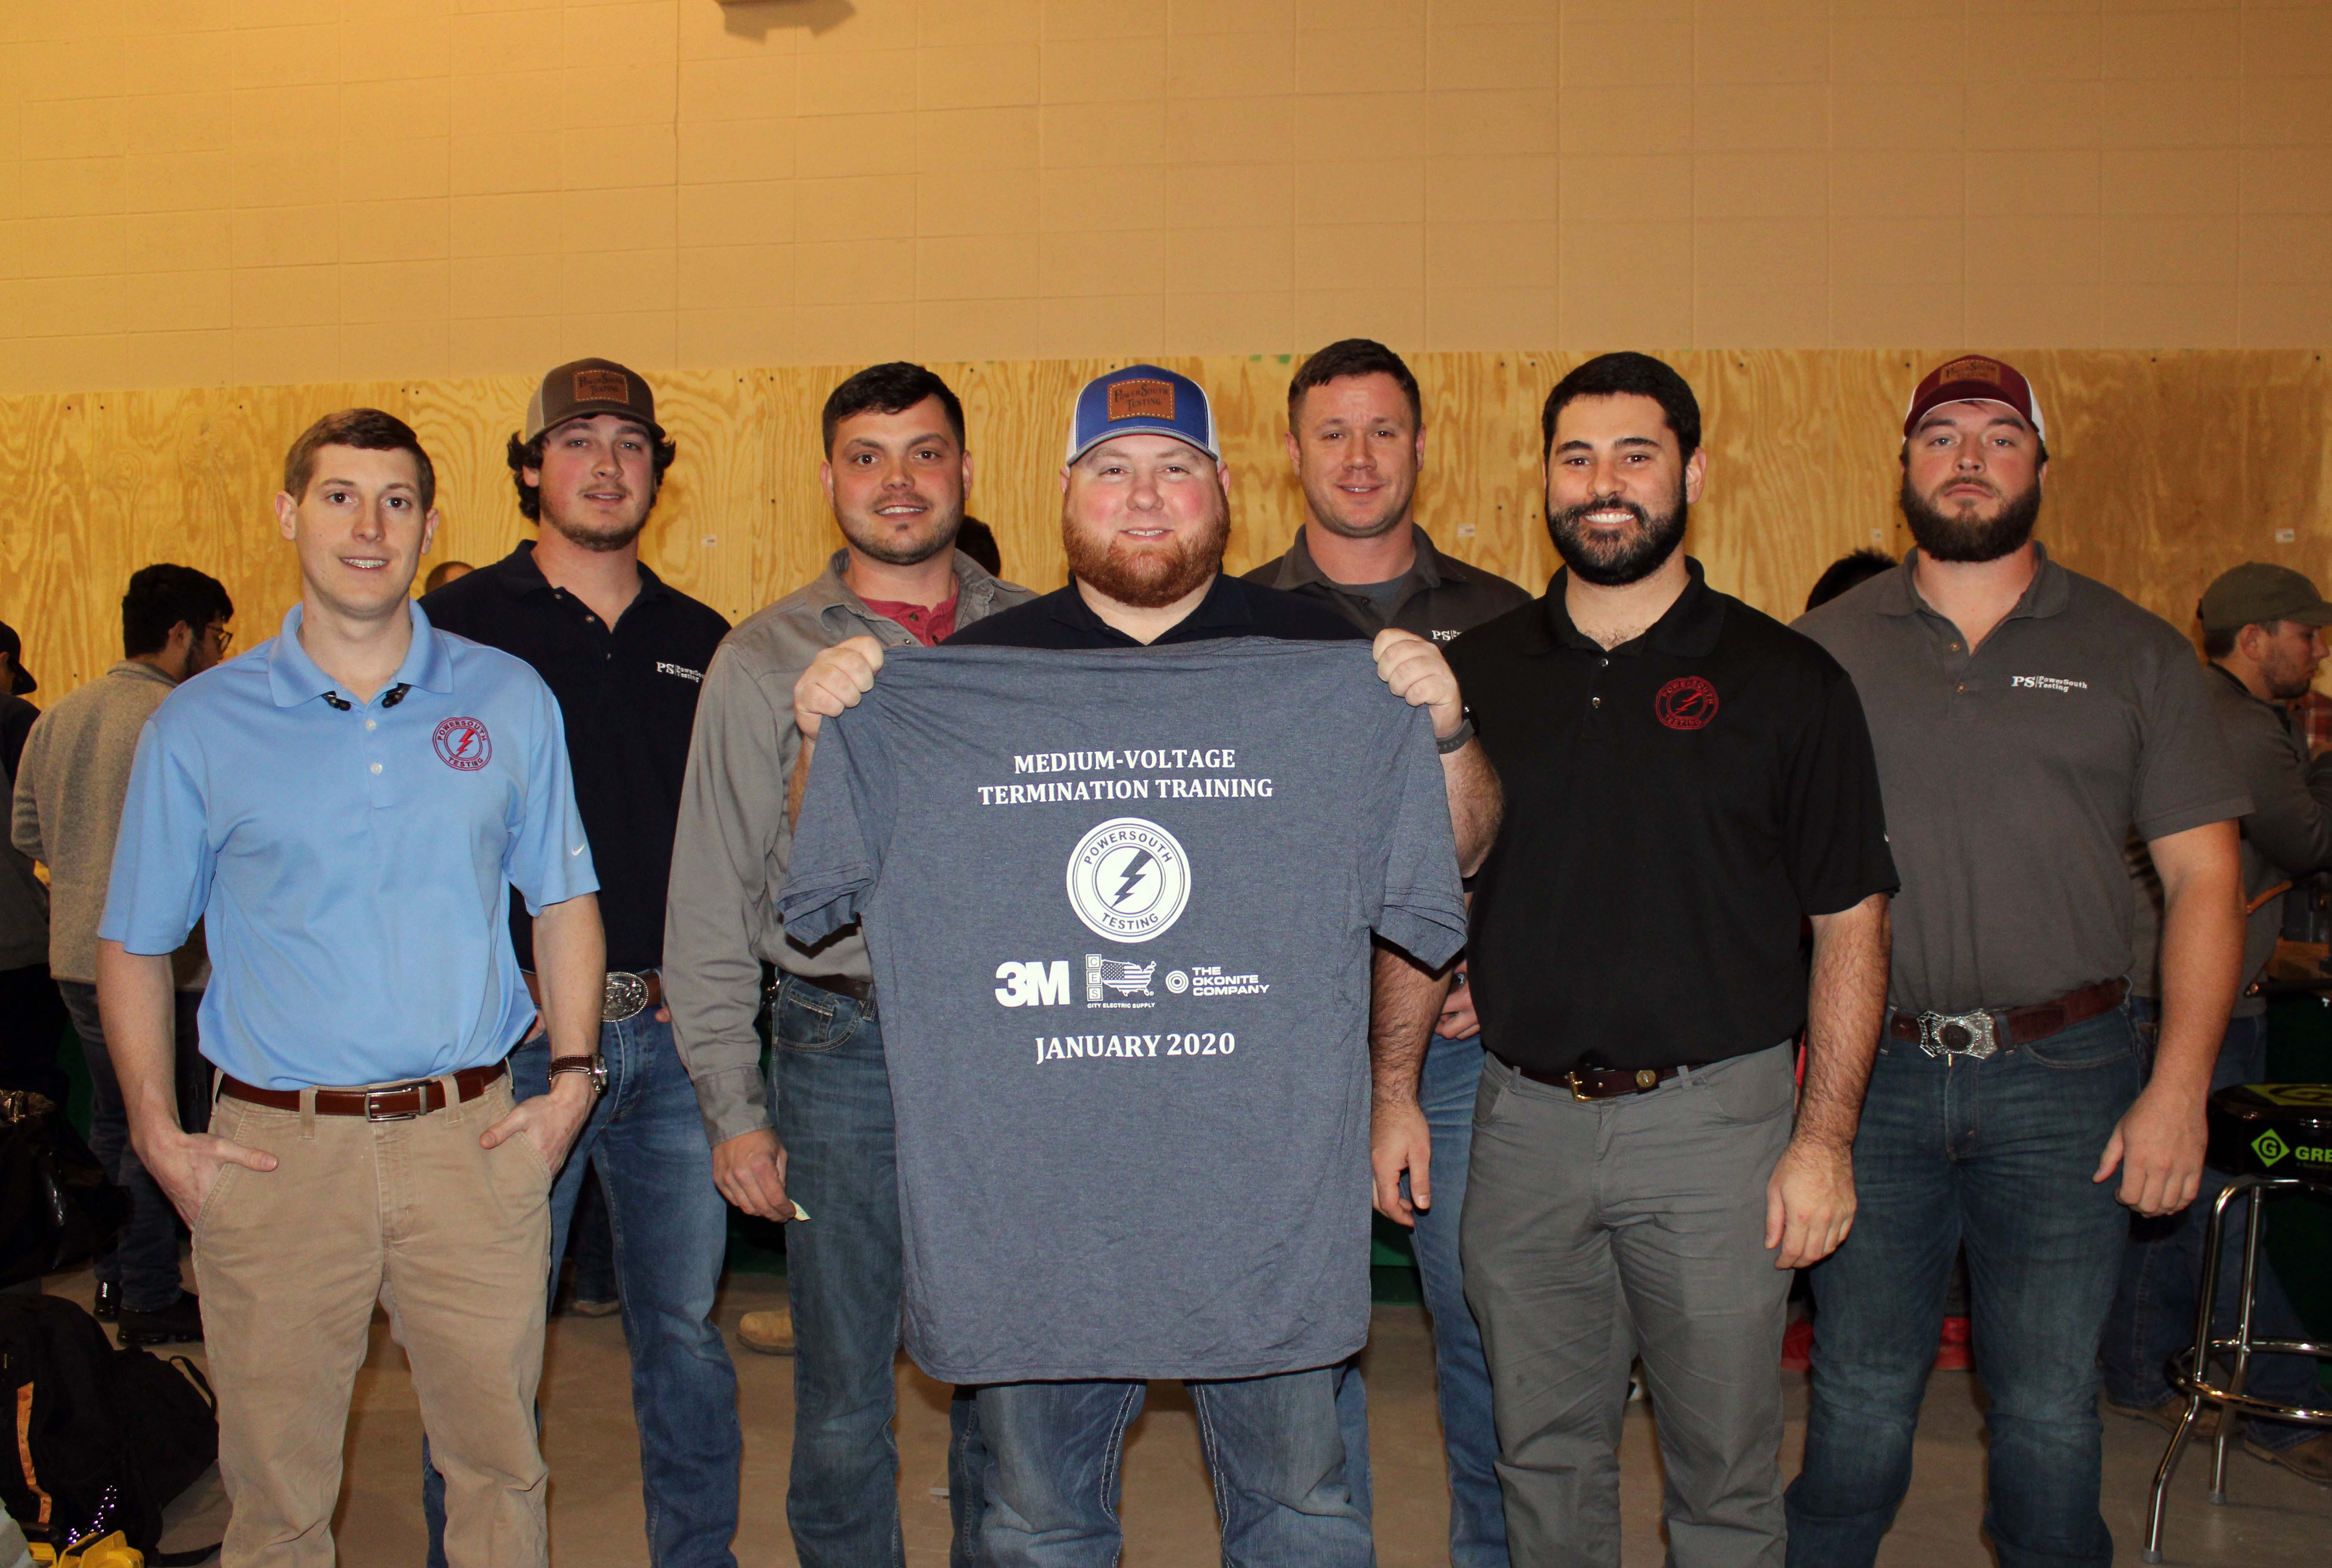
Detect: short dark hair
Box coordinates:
(1541, 352, 1702, 462)
(1805, 548, 1899, 612)
(283, 408, 436, 514)
(1288, 338, 1422, 429)
(2202, 624, 2242, 660)
(122, 564, 234, 660)
(957, 516, 1002, 576)
(505, 423, 679, 523)
(821, 362, 966, 455)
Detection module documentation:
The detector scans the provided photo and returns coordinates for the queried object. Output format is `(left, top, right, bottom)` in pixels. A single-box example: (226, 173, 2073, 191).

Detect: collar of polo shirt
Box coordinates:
(266, 600, 455, 709)
(1877, 541, 2072, 625)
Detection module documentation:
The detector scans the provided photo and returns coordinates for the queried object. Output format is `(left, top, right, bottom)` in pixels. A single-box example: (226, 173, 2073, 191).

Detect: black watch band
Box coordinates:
(1435, 712, 1476, 754)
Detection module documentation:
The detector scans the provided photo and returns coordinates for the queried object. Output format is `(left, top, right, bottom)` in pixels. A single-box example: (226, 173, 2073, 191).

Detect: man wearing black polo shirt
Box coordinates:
(794, 363, 1497, 1567)
(421, 358, 741, 1567)
(1443, 353, 1896, 1568)
(1786, 357, 2247, 1568)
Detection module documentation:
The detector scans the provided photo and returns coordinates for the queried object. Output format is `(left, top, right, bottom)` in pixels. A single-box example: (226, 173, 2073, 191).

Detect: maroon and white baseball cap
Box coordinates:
(1902, 355, 2046, 443)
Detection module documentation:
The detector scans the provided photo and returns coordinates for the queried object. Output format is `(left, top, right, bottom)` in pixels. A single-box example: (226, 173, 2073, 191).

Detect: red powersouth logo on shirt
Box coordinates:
(1654, 677, 1719, 731)
(433, 716, 492, 771)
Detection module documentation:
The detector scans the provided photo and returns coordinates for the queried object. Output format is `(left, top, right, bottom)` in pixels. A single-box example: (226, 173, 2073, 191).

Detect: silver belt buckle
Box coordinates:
(1916, 1008, 1999, 1060)
(364, 1085, 424, 1122)
(602, 971, 649, 1023)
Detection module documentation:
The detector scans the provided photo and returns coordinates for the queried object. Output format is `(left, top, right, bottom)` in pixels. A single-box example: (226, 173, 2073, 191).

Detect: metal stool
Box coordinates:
(2142, 1083, 2332, 1563)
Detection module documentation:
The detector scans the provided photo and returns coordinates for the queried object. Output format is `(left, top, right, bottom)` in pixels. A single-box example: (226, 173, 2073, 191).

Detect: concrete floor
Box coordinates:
(65, 1266, 2322, 1566)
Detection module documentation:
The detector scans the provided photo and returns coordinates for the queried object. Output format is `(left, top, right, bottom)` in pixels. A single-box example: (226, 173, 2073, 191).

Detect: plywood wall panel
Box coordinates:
(4, 350, 2329, 705)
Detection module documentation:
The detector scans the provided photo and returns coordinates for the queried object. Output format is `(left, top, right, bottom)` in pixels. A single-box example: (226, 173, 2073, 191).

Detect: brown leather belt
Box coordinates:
(1887, 977, 2126, 1058)
(794, 973, 876, 1012)
(1495, 1054, 1695, 1102)
(221, 1062, 508, 1121)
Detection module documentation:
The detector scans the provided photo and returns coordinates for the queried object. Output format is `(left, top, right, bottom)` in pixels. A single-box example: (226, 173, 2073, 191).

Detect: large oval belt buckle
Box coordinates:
(602, 971, 649, 1024)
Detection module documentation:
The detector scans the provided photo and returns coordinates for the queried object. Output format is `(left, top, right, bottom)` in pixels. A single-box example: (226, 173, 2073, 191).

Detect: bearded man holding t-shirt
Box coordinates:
(789, 364, 1499, 1568)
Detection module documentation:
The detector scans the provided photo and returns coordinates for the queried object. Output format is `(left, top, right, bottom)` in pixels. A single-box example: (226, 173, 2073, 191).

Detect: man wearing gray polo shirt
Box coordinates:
(1786, 357, 2248, 1568)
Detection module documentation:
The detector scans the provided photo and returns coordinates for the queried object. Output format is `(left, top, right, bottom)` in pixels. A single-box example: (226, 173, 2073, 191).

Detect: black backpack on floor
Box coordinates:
(0, 1294, 217, 1563)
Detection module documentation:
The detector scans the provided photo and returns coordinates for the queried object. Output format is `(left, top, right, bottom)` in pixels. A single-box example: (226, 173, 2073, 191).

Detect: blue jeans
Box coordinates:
(424, 1008, 742, 1567)
(1786, 1006, 2145, 1568)
(974, 1366, 1374, 1568)
(771, 975, 981, 1568)
(55, 981, 207, 1313)
(1406, 1032, 1509, 1568)
(2100, 1005, 2317, 1450)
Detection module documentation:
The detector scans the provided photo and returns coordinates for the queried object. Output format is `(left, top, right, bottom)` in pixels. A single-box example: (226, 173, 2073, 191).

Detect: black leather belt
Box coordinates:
(1494, 1054, 1696, 1101)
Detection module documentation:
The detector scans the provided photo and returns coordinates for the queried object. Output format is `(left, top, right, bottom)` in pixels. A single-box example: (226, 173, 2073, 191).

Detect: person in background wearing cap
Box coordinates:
(2099, 563, 2332, 1485)
(97, 408, 605, 1566)
(665, 361, 1032, 1568)
(418, 360, 742, 1565)
(1789, 357, 2248, 1568)
(1245, 336, 1528, 1568)
(12, 567, 233, 1344)
(792, 363, 1498, 1567)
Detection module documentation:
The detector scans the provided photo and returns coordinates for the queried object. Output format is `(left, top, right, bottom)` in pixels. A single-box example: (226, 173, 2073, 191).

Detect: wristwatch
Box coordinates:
(1436, 708, 1477, 754)
(548, 1053, 608, 1095)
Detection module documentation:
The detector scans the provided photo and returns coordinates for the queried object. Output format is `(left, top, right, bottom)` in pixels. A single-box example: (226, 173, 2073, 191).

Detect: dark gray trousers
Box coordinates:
(1462, 1045, 1797, 1568)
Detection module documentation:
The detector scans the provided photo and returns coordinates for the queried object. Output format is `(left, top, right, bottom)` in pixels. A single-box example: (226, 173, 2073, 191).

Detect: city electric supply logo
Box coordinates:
(1066, 817, 1191, 943)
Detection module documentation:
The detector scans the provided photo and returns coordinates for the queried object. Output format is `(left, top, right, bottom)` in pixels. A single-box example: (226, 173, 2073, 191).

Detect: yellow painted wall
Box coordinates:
(4, 349, 2327, 699)
(5, 0, 2332, 397)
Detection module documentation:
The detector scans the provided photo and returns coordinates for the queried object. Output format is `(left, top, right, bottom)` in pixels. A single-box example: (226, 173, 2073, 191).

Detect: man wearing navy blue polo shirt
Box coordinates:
(97, 408, 607, 1568)
(420, 359, 741, 1567)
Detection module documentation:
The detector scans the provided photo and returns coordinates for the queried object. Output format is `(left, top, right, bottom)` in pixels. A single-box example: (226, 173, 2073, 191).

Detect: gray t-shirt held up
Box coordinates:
(781, 640, 1467, 1384)
(1798, 546, 2249, 1017)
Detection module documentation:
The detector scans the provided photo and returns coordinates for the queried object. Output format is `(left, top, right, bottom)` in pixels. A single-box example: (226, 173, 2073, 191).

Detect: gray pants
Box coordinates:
(1462, 1045, 1797, 1568)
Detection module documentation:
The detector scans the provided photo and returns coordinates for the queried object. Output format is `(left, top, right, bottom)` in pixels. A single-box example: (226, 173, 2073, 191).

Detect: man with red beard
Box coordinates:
(790, 363, 1498, 1567)
(1787, 356, 2247, 1568)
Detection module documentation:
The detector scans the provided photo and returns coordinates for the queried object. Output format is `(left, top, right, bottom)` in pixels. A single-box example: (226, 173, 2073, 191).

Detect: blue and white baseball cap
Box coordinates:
(1065, 364, 1221, 465)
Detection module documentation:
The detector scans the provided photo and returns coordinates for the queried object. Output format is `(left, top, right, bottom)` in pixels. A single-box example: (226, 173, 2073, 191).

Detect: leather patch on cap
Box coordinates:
(573, 367, 630, 404)
(1935, 356, 2003, 385)
(1107, 378, 1175, 422)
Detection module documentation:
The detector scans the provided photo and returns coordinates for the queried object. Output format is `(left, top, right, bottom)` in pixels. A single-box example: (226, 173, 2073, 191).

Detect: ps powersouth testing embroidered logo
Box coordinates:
(1654, 676, 1719, 731)
(433, 716, 492, 771)
(1065, 817, 1191, 943)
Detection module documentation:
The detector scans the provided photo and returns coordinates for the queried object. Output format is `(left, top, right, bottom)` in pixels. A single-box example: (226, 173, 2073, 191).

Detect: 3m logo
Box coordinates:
(573, 367, 630, 403)
(2254, 1129, 2291, 1167)
(994, 961, 1071, 1008)
(1107, 379, 1176, 422)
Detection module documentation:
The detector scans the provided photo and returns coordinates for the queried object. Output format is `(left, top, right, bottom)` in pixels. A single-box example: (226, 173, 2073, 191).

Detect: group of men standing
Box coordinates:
(31, 331, 2318, 1568)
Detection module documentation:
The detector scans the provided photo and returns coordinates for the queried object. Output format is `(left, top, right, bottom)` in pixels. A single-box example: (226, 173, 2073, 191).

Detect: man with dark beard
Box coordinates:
(790, 363, 1498, 1566)
(419, 358, 743, 1566)
(664, 361, 1032, 1568)
(1441, 352, 1898, 1568)
(1787, 356, 2248, 1568)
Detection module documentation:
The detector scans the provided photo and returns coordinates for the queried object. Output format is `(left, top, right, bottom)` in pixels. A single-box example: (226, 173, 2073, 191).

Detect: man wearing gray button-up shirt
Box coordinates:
(1786, 356, 2248, 1568)
(664, 363, 1032, 1568)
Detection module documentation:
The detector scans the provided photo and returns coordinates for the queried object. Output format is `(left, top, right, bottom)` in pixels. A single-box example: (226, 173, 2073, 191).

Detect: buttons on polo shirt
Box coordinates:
(1590, 696, 1602, 709)
(365, 719, 376, 730)
(370, 762, 382, 774)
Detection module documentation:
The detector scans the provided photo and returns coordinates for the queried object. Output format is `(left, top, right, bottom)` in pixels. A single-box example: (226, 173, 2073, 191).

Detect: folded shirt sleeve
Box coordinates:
(777, 700, 893, 949)
(1368, 700, 1469, 971)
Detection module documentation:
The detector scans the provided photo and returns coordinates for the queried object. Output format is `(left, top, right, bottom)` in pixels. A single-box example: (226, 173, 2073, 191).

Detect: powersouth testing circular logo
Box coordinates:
(1066, 817, 1191, 943)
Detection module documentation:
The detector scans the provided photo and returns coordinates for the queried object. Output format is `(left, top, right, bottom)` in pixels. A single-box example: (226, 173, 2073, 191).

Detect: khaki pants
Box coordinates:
(193, 1077, 553, 1568)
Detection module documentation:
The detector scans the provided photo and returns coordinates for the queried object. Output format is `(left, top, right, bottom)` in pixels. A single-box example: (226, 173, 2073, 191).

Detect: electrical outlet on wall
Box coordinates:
(2276, 529, 2296, 543)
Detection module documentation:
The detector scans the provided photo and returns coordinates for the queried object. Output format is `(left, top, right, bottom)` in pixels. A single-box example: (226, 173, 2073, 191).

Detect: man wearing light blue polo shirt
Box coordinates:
(96, 408, 608, 1568)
